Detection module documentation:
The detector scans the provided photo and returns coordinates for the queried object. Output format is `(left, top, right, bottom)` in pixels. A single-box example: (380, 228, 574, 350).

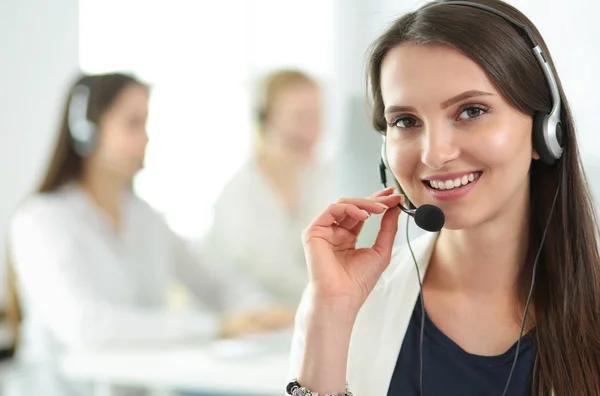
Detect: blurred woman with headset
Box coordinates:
(199, 69, 332, 310)
(6, 72, 292, 396)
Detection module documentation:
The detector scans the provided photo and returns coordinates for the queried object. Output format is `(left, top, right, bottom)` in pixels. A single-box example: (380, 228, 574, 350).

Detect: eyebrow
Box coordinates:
(384, 90, 494, 115)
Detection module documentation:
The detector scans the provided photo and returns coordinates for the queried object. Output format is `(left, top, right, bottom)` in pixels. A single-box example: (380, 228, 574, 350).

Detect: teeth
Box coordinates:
(427, 172, 480, 191)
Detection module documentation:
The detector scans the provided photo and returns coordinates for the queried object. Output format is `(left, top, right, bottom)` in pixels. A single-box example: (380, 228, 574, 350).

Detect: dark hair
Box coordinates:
(38, 72, 146, 193)
(366, 0, 600, 394)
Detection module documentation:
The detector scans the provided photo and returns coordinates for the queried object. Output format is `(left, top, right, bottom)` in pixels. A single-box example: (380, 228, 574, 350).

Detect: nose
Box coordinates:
(420, 124, 460, 170)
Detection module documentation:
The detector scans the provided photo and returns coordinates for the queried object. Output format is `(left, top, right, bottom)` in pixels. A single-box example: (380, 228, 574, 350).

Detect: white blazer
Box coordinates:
(8, 182, 268, 396)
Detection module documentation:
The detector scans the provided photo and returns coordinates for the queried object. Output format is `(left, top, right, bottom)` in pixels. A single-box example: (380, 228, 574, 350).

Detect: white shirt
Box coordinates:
(8, 182, 267, 396)
(199, 158, 332, 308)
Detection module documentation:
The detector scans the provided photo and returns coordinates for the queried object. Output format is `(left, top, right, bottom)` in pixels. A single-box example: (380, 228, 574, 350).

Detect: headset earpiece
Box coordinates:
(532, 111, 565, 165)
(68, 84, 98, 157)
(439, 1, 565, 167)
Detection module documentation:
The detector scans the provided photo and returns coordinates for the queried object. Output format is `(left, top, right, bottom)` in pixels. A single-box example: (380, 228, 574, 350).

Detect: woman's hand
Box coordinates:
(302, 187, 403, 314)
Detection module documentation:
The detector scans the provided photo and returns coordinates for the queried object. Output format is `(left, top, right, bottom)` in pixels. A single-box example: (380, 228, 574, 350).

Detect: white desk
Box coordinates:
(60, 332, 292, 396)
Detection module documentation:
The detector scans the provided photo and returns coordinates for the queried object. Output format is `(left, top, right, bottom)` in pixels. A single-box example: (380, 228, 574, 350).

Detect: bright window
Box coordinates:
(79, 0, 334, 239)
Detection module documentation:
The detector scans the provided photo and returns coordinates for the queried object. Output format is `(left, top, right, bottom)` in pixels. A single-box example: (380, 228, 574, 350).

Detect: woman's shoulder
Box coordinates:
(8, 188, 83, 252)
(11, 188, 73, 227)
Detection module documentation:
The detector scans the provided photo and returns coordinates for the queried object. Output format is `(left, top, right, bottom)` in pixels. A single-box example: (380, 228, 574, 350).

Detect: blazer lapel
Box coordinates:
(347, 232, 438, 395)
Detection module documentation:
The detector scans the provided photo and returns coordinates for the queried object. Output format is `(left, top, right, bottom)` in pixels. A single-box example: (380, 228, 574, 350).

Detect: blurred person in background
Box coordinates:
(199, 69, 332, 310)
(6, 72, 293, 396)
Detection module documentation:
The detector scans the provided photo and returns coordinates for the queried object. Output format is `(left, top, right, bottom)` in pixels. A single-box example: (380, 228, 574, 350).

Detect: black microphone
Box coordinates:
(378, 159, 446, 232)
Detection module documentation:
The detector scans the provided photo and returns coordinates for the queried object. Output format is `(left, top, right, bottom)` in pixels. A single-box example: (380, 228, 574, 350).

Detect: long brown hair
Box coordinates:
(5, 72, 145, 354)
(367, 0, 600, 394)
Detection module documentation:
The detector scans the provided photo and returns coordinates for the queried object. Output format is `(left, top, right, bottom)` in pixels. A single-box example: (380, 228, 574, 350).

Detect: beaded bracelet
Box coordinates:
(286, 378, 353, 396)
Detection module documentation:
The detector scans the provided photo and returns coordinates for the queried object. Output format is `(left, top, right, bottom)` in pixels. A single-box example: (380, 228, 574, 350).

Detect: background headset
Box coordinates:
(68, 80, 98, 157)
(379, 0, 565, 235)
(376, 2, 565, 396)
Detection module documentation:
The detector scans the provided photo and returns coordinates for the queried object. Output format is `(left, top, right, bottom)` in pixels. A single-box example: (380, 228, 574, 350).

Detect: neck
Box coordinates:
(256, 143, 307, 211)
(79, 165, 130, 228)
(429, 191, 530, 298)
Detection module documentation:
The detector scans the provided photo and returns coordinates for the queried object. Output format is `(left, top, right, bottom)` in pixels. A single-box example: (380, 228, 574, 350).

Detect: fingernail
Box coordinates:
(377, 203, 389, 209)
(362, 210, 371, 217)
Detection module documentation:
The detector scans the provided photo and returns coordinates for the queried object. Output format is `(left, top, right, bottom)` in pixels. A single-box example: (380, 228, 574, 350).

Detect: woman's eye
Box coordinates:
(391, 117, 419, 129)
(458, 106, 488, 120)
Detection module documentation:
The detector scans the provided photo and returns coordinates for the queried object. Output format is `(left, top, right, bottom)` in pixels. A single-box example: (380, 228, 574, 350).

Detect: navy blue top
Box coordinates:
(387, 298, 536, 396)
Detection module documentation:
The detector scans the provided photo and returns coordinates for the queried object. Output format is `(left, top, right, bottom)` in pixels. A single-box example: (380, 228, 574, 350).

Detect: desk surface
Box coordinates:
(61, 332, 292, 395)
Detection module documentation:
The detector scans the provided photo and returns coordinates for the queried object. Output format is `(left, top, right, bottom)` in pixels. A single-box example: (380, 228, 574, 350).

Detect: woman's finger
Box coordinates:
(372, 206, 401, 259)
(337, 216, 362, 233)
(336, 196, 397, 210)
(375, 194, 404, 208)
(337, 193, 404, 210)
(309, 202, 382, 229)
(368, 187, 396, 199)
(340, 193, 403, 236)
(334, 194, 403, 236)
(349, 218, 367, 236)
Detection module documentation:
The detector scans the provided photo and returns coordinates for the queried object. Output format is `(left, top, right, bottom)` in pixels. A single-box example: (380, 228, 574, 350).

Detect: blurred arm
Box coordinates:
(168, 218, 271, 315)
(9, 203, 220, 348)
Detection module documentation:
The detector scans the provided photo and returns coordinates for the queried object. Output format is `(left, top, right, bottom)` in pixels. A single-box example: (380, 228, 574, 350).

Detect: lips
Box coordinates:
(425, 171, 481, 191)
(421, 171, 483, 201)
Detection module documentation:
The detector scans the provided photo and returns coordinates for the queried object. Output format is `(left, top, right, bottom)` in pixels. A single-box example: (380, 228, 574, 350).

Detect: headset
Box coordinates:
(67, 81, 98, 157)
(377, 2, 565, 395)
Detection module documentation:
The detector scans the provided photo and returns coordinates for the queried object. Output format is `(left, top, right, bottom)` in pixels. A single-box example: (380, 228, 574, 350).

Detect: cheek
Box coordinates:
(472, 122, 533, 168)
(97, 127, 143, 162)
(387, 141, 420, 186)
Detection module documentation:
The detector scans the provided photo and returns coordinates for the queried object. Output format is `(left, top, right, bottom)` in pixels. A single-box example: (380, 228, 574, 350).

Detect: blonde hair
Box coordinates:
(252, 69, 318, 153)
(255, 69, 318, 127)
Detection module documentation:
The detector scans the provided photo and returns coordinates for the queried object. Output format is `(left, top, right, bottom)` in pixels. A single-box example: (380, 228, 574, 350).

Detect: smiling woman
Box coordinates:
(287, 1, 600, 396)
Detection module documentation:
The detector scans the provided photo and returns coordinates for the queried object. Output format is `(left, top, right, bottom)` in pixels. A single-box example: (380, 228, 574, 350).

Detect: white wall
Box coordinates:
(0, 0, 80, 301)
